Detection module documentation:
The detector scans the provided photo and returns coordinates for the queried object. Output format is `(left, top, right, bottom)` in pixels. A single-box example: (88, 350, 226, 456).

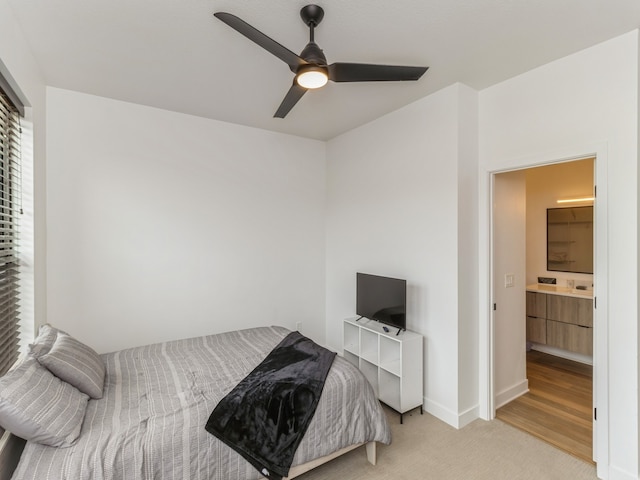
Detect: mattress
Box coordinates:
(11, 326, 390, 480)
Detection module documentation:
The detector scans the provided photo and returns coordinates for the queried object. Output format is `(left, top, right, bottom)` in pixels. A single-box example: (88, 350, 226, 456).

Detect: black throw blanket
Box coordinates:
(205, 331, 336, 479)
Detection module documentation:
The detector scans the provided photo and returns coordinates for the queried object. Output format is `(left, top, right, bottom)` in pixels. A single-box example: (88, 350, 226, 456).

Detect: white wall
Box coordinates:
(0, 0, 46, 347)
(46, 88, 327, 353)
(326, 83, 479, 427)
(480, 30, 638, 480)
(456, 84, 480, 422)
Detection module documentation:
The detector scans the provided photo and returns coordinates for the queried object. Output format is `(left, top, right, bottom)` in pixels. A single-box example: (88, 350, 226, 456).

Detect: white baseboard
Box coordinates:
(495, 379, 529, 409)
(606, 465, 638, 480)
(424, 398, 459, 427)
(457, 405, 480, 428)
(424, 398, 480, 429)
(530, 343, 593, 365)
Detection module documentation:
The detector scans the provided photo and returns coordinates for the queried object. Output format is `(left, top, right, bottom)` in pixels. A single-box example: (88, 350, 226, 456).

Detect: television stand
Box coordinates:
(385, 403, 423, 425)
(342, 317, 423, 424)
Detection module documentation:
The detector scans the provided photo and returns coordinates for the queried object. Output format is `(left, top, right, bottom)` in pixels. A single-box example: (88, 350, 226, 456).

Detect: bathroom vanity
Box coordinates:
(525, 284, 593, 356)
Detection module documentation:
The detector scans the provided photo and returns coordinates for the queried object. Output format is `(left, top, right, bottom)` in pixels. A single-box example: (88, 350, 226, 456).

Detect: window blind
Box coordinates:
(0, 89, 21, 377)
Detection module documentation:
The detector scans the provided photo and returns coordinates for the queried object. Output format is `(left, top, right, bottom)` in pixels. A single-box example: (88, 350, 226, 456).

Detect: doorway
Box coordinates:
(491, 157, 597, 463)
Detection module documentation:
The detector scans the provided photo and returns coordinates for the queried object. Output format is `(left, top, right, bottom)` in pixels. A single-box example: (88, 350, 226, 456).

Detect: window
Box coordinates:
(0, 86, 21, 376)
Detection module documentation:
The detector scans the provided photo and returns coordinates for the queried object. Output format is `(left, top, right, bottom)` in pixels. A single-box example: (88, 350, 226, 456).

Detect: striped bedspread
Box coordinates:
(11, 326, 390, 480)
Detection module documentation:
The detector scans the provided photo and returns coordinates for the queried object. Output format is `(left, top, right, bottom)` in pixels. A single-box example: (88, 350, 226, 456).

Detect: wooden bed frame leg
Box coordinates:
(285, 442, 377, 479)
(365, 441, 377, 466)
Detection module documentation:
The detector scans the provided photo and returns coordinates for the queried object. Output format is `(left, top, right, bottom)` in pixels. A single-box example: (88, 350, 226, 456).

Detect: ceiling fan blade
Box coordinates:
(328, 63, 428, 82)
(274, 83, 307, 118)
(214, 12, 306, 70)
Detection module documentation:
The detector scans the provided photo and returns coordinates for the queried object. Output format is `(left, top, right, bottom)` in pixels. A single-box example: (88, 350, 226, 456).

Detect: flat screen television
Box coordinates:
(356, 272, 406, 333)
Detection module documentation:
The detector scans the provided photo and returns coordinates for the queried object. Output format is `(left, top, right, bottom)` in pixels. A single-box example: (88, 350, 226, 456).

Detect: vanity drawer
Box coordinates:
(546, 320, 592, 355)
(526, 291, 547, 319)
(526, 316, 546, 344)
(546, 295, 593, 327)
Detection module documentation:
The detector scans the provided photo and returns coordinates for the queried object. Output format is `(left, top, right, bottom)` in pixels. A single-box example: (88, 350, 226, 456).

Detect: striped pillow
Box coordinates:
(0, 358, 88, 447)
(28, 323, 66, 357)
(36, 333, 106, 399)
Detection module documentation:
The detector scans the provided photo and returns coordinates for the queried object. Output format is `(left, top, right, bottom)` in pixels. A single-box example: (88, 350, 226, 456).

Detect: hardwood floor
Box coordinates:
(496, 350, 593, 464)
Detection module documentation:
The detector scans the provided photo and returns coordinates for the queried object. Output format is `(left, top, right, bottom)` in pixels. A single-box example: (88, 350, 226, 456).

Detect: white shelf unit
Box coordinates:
(343, 317, 423, 423)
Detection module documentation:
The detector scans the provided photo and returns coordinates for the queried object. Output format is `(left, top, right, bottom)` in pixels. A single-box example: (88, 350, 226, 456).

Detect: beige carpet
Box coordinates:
(297, 407, 598, 480)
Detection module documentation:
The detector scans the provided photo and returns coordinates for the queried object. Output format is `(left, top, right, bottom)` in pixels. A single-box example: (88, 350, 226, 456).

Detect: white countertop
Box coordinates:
(526, 283, 593, 299)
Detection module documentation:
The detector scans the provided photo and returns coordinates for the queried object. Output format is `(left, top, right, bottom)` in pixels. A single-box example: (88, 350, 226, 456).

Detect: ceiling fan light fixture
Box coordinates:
(296, 66, 328, 89)
(214, 5, 428, 118)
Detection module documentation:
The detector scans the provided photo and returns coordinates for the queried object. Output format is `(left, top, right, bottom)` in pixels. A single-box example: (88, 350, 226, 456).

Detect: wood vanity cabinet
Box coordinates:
(546, 295, 593, 355)
(526, 292, 547, 345)
(526, 291, 593, 356)
(546, 295, 593, 326)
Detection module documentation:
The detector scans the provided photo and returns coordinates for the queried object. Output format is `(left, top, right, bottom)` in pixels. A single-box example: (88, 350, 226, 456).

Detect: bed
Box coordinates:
(3, 325, 390, 480)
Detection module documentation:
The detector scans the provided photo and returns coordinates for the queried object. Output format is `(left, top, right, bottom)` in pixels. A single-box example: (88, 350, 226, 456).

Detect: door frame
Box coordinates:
(478, 143, 608, 475)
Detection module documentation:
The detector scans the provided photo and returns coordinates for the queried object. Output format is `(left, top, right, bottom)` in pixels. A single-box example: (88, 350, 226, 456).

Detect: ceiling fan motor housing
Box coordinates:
(300, 42, 327, 66)
(300, 5, 324, 27)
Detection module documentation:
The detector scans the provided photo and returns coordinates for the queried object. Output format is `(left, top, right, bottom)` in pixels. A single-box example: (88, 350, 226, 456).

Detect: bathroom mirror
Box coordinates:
(547, 206, 593, 274)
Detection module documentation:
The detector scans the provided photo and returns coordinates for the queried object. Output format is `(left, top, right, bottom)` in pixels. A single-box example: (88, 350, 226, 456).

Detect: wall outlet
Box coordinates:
(296, 322, 302, 332)
(505, 273, 515, 288)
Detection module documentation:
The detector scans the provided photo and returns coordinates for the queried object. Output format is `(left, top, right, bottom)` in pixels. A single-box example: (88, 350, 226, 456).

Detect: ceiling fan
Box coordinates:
(214, 5, 429, 118)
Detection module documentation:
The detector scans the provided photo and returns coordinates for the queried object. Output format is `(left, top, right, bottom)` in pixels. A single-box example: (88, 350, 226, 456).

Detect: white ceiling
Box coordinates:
(7, 0, 640, 140)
